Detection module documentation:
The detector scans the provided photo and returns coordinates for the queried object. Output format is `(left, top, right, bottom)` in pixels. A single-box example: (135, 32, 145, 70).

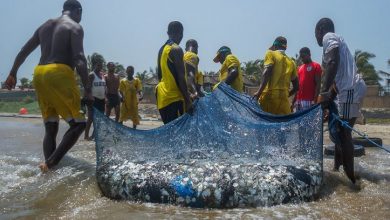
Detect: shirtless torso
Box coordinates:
(5, 1, 92, 172)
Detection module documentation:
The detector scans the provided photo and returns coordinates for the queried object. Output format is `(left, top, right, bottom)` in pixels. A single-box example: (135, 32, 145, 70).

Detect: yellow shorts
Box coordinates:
(259, 91, 291, 115)
(33, 64, 85, 122)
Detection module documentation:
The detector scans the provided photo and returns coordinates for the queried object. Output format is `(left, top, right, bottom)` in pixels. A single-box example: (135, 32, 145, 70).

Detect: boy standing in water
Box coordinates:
(119, 66, 143, 129)
(5, 0, 93, 172)
(105, 62, 120, 122)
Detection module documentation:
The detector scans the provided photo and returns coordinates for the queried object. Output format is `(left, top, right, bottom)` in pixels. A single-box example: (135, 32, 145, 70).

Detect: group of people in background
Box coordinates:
(4, 0, 366, 185)
(83, 59, 144, 140)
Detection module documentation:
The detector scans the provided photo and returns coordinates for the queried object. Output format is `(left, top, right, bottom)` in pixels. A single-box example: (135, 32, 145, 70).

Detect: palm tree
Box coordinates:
(241, 59, 264, 82)
(20, 77, 29, 90)
(87, 52, 106, 72)
(378, 59, 390, 88)
(354, 50, 381, 85)
(135, 70, 149, 82)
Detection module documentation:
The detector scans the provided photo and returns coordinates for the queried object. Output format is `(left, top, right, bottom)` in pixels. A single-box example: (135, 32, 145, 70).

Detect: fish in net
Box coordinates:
(94, 83, 323, 208)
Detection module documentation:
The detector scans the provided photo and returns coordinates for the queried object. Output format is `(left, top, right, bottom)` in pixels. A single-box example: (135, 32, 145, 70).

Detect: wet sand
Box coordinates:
(0, 116, 389, 219)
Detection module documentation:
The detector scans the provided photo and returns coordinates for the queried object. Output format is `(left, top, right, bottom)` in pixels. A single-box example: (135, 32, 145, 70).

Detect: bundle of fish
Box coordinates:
(97, 149, 322, 208)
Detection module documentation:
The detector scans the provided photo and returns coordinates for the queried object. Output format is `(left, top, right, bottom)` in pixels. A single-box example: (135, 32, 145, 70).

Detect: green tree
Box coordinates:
(87, 53, 106, 72)
(114, 62, 125, 74)
(135, 70, 150, 82)
(148, 67, 158, 78)
(241, 59, 264, 82)
(20, 77, 29, 90)
(378, 59, 390, 86)
(354, 50, 381, 85)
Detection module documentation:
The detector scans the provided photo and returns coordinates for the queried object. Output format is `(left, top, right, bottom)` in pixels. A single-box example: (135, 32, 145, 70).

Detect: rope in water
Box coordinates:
(332, 113, 390, 154)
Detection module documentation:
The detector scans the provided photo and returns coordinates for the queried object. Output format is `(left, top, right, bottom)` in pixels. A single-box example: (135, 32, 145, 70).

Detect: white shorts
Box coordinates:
(337, 102, 361, 120)
(295, 100, 314, 111)
(337, 89, 362, 119)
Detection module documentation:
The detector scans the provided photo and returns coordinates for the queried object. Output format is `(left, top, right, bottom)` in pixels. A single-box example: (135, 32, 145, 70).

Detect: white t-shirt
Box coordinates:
(322, 33, 366, 103)
(90, 72, 106, 99)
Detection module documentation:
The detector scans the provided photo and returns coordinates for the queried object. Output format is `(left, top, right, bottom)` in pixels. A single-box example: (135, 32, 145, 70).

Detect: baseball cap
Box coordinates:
(213, 46, 231, 63)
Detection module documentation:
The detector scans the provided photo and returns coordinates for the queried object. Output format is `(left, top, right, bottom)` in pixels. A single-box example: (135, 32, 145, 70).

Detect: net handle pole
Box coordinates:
(331, 113, 390, 154)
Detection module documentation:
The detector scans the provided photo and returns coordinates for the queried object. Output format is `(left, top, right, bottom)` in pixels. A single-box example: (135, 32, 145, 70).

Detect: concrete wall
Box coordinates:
(362, 86, 390, 108)
(0, 90, 36, 101)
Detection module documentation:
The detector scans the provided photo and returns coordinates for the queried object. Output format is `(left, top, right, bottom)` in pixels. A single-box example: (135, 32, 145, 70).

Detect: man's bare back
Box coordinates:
(5, 0, 93, 173)
(38, 16, 83, 68)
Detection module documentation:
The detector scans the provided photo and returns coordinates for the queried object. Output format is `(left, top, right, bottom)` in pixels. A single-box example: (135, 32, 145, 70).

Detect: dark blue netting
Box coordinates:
(94, 83, 323, 208)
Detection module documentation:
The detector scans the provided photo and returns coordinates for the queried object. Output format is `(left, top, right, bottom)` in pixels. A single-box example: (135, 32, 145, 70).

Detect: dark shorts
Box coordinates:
(107, 94, 120, 109)
(93, 97, 105, 113)
(159, 101, 184, 124)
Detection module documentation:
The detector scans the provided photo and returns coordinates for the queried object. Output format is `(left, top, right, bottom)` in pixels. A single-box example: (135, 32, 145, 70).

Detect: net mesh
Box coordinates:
(94, 83, 323, 208)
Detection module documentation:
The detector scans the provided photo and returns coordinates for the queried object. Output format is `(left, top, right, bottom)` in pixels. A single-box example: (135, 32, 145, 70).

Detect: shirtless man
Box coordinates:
(104, 62, 120, 122)
(4, 0, 93, 172)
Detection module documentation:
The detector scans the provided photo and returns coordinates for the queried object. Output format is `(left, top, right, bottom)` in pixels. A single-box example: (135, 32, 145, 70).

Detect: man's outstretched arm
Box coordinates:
(6, 29, 40, 89)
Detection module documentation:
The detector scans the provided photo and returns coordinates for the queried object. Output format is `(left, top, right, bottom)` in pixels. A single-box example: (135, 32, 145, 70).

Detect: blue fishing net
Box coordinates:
(94, 83, 323, 208)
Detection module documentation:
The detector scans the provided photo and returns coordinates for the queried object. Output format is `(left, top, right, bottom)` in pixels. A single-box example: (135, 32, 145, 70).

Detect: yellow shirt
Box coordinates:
(195, 71, 204, 86)
(156, 42, 184, 109)
(183, 51, 200, 93)
(215, 54, 243, 92)
(259, 50, 297, 115)
(119, 78, 142, 124)
(262, 50, 297, 96)
(183, 51, 199, 69)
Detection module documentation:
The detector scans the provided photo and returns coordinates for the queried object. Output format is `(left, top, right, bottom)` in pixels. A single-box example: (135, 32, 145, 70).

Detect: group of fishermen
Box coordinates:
(5, 0, 366, 185)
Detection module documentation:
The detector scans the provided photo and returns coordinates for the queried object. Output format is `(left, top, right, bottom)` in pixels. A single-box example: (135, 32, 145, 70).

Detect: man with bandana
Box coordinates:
(253, 36, 299, 115)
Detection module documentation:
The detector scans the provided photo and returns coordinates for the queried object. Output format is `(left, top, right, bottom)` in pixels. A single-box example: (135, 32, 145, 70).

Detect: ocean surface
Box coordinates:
(0, 117, 389, 219)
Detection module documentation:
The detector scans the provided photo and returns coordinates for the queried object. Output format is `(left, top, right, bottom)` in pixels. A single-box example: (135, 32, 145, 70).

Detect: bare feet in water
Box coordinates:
(39, 163, 49, 173)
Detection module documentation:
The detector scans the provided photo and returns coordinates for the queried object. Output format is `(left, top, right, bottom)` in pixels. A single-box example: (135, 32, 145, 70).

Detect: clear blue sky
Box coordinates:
(1, 0, 389, 82)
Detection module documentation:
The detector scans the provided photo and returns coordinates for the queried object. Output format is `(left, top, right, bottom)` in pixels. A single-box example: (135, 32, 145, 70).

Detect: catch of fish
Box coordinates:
(97, 148, 322, 208)
(94, 83, 324, 208)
